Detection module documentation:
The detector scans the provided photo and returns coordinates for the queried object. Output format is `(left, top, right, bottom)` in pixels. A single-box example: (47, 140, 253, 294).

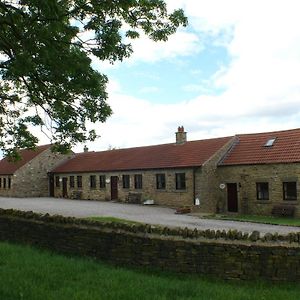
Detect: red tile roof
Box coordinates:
(53, 137, 232, 173)
(0, 145, 51, 175)
(221, 128, 300, 166)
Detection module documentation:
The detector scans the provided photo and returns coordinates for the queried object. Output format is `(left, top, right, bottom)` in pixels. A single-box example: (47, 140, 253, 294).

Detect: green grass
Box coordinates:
(86, 216, 141, 225)
(1, 242, 300, 300)
(206, 214, 300, 226)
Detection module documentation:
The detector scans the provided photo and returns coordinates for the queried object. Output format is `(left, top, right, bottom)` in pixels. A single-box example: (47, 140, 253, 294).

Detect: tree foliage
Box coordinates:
(0, 0, 187, 159)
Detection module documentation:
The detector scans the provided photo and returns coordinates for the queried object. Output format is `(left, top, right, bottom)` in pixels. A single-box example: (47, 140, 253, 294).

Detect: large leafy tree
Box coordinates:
(0, 0, 187, 158)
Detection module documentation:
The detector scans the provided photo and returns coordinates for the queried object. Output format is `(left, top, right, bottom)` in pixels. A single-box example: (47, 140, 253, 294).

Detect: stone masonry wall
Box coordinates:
(194, 137, 237, 214)
(0, 148, 73, 197)
(1, 209, 300, 282)
(217, 163, 300, 217)
(54, 168, 194, 207)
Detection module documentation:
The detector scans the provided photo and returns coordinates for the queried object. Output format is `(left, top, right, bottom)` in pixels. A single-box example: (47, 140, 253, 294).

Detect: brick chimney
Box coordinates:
(176, 126, 187, 144)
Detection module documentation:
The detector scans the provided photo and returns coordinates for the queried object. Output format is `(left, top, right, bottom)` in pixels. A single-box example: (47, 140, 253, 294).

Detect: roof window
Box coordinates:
(264, 138, 276, 147)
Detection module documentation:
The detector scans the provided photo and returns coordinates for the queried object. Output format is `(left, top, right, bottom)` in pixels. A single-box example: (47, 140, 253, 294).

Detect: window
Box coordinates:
(77, 176, 82, 188)
(55, 176, 60, 188)
(283, 182, 297, 200)
(156, 174, 166, 189)
(256, 182, 269, 200)
(99, 175, 106, 189)
(8, 177, 11, 189)
(0, 178, 2, 188)
(176, 173, 186, 190)
(134, 174, 143, 189)
(69, 176, 75, 188)
(264, 138, 276, 147)
(90, 175, 96, 189)
(3, 178, 6, 189)
(123, 175, 130, 189)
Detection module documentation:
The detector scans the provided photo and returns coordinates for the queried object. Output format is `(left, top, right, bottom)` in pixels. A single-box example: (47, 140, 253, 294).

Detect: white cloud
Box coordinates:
(66, 0, 300, 152)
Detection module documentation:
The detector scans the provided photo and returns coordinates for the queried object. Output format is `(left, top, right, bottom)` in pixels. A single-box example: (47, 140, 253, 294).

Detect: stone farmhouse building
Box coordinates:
(0, 145, 72, 197)
(1, 127, 300, 217)
(217, 128, 300, 217)
(51, 127, 234, 211)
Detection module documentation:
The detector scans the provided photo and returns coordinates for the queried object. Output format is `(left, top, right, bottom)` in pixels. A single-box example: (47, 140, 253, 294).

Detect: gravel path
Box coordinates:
(0, 196, 299, 235)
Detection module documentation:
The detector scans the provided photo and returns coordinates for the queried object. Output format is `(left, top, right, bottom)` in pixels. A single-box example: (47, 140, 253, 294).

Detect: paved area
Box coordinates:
(0, 196, 300, 235)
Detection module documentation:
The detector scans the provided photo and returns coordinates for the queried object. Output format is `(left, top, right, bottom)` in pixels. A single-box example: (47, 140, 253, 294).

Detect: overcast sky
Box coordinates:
(55, 1, 300, 152)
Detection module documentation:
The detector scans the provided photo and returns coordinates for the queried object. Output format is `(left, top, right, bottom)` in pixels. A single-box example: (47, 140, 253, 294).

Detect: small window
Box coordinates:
(0, 178, 2, 188)
(134, 174, 142, 189)
(256, 182, 269, 200)
(283, 182, 297, 200)
(77, 176, 82, 188)
(99, 175, 106, 189)
(123, 175, 130, 189)
(3, 178, 6, 189)
(264, 138, 276, 147)
(90, 175, 96, 189)
(176, 173, 186, 190)
(69, 176, 75, 188)
(8, 177, 11, 189)
(55, 176, 60, 188)
(156, 174, 166, 189)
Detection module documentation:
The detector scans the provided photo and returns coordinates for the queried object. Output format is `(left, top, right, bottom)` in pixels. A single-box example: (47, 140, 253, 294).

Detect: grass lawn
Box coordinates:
(86, 216, 141, 225)
(1, 242, 300, 300)
(206, 214, 300, 227)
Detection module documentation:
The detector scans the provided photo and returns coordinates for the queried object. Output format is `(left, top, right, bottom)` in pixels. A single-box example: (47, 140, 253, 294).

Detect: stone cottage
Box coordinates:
(0, 144, 72, 197)
(217, 128, 300, 217)
(51, 127, 235, 210)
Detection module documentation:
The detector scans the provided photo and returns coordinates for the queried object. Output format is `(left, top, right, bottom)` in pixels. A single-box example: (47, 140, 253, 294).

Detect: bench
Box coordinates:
(271, 205, 295, 217)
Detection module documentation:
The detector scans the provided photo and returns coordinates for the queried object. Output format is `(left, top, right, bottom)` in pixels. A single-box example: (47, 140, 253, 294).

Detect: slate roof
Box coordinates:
(0, 144, 51, 175)
(221, 128, 300, 166)
(52, 137, 232, 173)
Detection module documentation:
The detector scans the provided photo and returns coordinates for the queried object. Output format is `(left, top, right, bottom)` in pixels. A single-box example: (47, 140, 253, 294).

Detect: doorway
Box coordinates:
(110, 176, 118, 200)
(227, 183, 238, 212)
(49, 174, 54, 197)
(62, 177, 68, 198)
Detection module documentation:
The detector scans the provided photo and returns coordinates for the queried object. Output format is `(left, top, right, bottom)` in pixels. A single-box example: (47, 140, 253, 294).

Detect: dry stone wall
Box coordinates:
(1, 209, 300, 282)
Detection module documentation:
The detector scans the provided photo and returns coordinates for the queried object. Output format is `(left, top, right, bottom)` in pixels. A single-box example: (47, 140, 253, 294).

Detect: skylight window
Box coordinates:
(264, 138, 276, 147)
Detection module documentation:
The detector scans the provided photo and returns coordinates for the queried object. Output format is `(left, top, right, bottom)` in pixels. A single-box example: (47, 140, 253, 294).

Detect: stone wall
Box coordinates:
(194, 137, 237, 213)
(0, 148, 73, 197)
(1, 209, 300, 282)
(217, 163, 300, 216)
(54, 168, 195, 207)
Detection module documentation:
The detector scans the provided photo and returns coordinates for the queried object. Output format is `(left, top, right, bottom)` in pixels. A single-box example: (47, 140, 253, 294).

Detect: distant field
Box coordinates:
(0, 242, 300, 300)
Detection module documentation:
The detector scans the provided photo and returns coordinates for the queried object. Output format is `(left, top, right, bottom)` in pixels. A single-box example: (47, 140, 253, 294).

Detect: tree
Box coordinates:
(0, 0, 187, 159)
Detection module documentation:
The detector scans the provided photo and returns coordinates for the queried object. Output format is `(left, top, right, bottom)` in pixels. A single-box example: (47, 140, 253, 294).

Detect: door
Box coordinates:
(227, 183, 238, 212)
(110, 176, 118, 200)
(49, 174, 54, 197)
(62, 177, 68, 198)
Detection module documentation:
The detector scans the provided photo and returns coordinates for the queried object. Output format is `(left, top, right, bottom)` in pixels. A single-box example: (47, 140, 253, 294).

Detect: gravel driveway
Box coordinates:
(0, 196, 299, 235)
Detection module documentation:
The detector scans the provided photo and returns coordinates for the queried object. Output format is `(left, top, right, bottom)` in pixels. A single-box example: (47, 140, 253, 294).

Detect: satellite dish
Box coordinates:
(219, 183, 226, 189)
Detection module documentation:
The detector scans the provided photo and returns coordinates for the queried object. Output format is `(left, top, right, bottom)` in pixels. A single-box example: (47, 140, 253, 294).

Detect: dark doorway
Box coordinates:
(49, 174, 54, 197)
(227, 183, 238, 212)
(111, 176, 118, 200)
(62, 177, 68, 198)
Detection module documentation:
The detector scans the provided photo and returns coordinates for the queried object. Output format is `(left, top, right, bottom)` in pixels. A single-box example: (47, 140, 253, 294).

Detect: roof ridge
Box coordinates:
(237, 127, 300, 137)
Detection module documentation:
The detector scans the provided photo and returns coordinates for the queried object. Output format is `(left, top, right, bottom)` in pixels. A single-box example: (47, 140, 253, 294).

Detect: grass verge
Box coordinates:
(1, 241, 300, 300)
(205, 214, 300, 227)
(86, 216, 141, 225)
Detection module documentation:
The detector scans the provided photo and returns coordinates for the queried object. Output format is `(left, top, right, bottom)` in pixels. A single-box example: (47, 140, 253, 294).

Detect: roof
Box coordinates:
(221, 128, 300, 166)
(0, 144, 51, 175)
(53, 137, 232, 173)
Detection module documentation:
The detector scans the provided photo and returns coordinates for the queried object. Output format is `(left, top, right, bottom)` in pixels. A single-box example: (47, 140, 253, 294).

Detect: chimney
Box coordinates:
(176, 126, 187, 144)
(83, 145, 89, 152)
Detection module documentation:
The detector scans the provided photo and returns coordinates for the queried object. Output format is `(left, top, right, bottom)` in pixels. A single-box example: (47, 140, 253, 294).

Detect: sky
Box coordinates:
(45, 0, 300, 152)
